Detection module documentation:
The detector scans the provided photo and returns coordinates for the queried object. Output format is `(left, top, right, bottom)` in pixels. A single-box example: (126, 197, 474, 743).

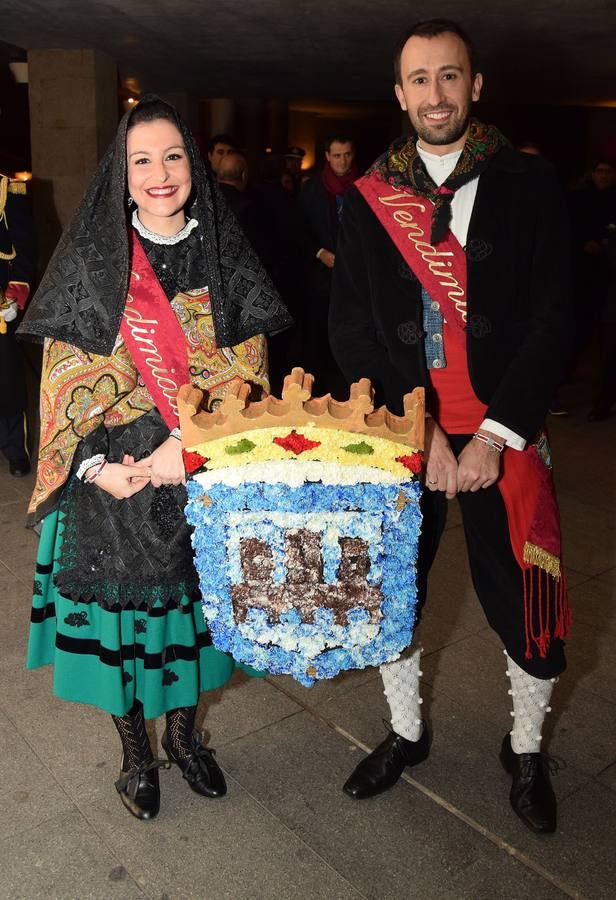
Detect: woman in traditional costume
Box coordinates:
(18, 96, 290, 820)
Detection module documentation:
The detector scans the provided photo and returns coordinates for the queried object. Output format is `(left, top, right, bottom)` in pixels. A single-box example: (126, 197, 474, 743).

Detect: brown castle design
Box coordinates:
(177, 368, 425, 451)
(231, 529, 383, 626)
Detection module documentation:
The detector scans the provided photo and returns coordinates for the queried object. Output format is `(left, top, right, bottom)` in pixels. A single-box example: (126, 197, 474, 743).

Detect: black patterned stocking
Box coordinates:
(112, 700, 154, 771)
(165, 706, 197, 760)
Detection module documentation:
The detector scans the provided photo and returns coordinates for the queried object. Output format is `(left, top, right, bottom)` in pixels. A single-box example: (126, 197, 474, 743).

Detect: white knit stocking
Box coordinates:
(505, 651, 556, 753)
(379, 644, 423, 742)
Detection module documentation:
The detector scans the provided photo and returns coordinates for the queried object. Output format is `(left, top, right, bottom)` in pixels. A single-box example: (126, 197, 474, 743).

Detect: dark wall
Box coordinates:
(479, 101, 616, 186)
(0, 66, 30, 174)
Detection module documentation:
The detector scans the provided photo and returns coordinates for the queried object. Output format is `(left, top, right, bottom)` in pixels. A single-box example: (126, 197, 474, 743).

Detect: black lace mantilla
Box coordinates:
(54, 409, 199, 610)
(18, 94, 291, 355)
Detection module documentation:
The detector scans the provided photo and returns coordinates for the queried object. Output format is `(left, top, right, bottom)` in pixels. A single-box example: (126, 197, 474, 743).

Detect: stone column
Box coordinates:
(27, 49, 118, 272)
(209, 98, 236, 136)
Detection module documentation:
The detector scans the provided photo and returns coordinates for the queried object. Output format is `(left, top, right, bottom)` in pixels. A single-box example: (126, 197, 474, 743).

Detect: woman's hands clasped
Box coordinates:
(88, 460, 152, 500)
(85, 436, 186, 499)
(130, 436, 186, 488)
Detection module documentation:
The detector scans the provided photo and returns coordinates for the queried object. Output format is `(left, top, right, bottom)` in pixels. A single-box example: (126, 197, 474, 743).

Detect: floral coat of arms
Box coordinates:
(180, 369, 425, 687)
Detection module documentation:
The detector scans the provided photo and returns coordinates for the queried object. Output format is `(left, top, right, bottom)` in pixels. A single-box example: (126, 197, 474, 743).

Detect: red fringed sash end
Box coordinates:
(523, 566, 571, 660)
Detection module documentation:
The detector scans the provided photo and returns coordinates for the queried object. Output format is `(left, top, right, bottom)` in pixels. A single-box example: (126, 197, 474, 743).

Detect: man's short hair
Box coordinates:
(207, 133, 237, 154)
(324, 135, 355, 153)
(218, 152, 247, 183)
(393, 19, 477, 84)
(591, 156, 615, 171)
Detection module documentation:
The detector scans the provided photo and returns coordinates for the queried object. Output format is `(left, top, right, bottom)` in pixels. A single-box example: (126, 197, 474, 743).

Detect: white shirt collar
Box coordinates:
(416, 143, 463, 185)
(132, 210, 199, 245)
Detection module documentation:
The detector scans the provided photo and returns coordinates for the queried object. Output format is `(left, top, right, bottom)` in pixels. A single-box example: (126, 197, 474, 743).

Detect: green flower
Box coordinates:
(225, 438, 256, 455)
(342, 441, 374, 455)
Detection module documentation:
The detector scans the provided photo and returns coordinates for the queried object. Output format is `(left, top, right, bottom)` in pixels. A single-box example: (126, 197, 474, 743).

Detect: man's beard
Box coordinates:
(411, 103, 471, 147)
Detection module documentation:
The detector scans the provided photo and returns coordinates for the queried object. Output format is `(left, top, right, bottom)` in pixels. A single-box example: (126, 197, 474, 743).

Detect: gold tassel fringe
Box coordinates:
(523, 541, 561, 578)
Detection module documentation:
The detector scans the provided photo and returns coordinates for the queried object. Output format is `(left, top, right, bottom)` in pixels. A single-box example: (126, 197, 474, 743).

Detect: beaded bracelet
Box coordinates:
(85, 459, 108, 483)
(472, 432, 505, 453)
(76, 453, 105, 481)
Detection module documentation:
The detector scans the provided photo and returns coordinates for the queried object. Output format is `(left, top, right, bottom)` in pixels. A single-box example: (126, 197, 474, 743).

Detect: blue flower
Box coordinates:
(187, 477, 422, 687)
(280, 608, 302, 625)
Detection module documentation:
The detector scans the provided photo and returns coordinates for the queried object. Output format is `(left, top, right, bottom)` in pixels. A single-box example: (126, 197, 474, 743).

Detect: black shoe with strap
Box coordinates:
(343, 723, 431, 800)
(115, 756, 169, 821)
(111, 700, 166, 820)
(162, 730, 227, 798)
(499, 733, 559, 834)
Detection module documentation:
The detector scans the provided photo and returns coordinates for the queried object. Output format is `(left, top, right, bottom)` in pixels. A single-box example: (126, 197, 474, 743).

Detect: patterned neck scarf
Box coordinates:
(368, 119, 509, 245)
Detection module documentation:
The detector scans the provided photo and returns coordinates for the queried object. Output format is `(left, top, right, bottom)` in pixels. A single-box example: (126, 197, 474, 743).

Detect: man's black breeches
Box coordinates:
(413, 435, 566, 679)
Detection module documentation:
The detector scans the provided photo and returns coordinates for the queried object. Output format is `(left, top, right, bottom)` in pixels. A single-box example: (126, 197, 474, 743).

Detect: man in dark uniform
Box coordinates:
(0, 173, 34, 475)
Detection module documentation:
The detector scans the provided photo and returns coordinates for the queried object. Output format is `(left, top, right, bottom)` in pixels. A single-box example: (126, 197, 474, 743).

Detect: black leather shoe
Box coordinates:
(500, 733, 557, 834)
(115, 756, 168, 820)
(162, 730, 227, 798)
(343, 724, 430, 799)
(9, 457, 30, 477)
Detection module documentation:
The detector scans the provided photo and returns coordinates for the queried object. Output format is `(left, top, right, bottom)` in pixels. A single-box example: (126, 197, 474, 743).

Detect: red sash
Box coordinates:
(119, 233, 192, 429)
(356, 172, 467, 345)
(357, 172, 570, 660)
(499, 440, 570, 659)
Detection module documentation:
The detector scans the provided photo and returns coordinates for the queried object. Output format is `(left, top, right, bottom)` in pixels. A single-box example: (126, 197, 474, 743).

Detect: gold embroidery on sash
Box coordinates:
(378, 192, 467, 322)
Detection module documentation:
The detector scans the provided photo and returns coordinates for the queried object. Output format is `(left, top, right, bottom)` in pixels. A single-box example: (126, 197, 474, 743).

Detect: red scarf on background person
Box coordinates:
(321, 162, 359, 197)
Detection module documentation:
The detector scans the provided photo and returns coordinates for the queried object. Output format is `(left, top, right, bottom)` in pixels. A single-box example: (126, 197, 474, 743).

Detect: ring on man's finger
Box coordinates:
(427, 479, 438, 485)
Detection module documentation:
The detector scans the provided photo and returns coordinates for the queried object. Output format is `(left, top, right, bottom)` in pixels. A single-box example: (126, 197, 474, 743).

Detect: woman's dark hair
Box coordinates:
(127, 98, 180, 131)
(125, 97, 195, 209)
(393, 19, 477, 85)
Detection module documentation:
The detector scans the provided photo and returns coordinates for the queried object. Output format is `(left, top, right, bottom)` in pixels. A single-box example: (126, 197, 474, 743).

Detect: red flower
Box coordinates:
(273, 430, 321, 455)
(182, 450, 209, 474)
(395, 453, 423, 474)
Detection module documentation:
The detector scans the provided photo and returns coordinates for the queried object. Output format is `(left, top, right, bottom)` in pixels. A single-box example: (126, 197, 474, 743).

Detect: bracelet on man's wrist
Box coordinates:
(472, 432, 504, 453)
(170, 427, 181, 441)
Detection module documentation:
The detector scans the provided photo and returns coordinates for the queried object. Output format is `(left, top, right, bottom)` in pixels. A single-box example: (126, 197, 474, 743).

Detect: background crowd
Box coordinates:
(1, 120, 616, 478)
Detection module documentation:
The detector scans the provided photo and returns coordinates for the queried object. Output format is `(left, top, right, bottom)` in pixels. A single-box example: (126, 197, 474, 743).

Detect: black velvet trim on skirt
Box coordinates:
(54, 408, 199, 611)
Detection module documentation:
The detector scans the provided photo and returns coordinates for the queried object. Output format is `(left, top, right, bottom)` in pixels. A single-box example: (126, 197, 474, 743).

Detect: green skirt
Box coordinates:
(27, 509, 261, 718)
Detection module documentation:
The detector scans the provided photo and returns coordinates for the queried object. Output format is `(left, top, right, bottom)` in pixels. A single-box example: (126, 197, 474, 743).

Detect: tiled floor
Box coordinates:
(1, 376, 614, 899)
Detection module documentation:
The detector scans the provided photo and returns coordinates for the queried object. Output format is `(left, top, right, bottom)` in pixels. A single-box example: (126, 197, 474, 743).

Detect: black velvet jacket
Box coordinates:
(329, 148, 573, 441)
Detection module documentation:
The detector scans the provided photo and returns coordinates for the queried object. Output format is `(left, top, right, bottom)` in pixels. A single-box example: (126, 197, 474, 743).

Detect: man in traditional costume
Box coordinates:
(0, 172, 34, 475)
(329, 20, 572, 834)
(19, 96, 291, 820)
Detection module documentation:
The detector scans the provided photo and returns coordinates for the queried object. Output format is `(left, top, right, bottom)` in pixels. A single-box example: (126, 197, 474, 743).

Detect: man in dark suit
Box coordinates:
(217, 152, 277, 276)
(330, 19, 572, 834)
(297, 135, 357, 395)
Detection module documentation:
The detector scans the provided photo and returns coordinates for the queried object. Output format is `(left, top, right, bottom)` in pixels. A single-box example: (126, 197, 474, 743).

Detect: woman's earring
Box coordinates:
(127, 196, 135, 208)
